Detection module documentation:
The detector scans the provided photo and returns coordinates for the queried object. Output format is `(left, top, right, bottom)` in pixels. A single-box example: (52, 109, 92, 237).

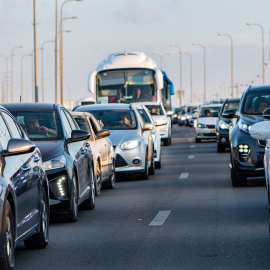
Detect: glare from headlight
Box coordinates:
(197, 123, 206, 128)
(120, 140, 141, 150)
(219, 120, 230, 129)
(43, 155, 66, 170)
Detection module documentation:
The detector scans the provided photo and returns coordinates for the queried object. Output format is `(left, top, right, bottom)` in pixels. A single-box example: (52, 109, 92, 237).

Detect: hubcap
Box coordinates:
(41, 198, 48, 239)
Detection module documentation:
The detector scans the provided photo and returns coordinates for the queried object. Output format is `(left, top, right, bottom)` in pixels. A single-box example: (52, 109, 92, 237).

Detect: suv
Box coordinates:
(226, 85, 269, 187)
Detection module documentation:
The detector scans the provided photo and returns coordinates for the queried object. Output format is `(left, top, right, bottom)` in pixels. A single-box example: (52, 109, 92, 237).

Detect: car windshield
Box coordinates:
(10, 111, 61, 141)
(145, 105, 164, 116)
(199, 106, 221, 117)
(73, 117, 88, 132)
(223, 101, 239, 113)
(88, 110, 137, 130)
(242, 92, 270, 115)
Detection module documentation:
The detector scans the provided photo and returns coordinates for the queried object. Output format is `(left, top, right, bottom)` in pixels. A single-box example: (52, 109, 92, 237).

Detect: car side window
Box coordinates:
(64, 110, 77, 130)
(60, 109, 72, 138)
(89, 117, 98, 135)
(0, 114, 11, 149)
(2, 112, 22, 138)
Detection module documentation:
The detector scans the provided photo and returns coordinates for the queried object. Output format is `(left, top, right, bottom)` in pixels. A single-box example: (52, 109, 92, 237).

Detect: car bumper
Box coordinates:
(195, 127, 216, 139)
(216, 128, 230, 146)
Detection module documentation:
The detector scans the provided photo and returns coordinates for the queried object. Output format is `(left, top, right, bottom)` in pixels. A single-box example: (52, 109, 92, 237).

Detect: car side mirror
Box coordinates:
(263, 108, 270, 120)
(250, 121, 270, 140)
(96, 129, 110, 139)
(143, 123, 154, 131)
(222, 109, 237, 119)
(67, 130, 90, 144)
(3, 138, 36, 156)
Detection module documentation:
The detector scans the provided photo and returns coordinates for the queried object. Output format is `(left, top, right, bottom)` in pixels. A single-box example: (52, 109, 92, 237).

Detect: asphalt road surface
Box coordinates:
(15, 125, 270, 270)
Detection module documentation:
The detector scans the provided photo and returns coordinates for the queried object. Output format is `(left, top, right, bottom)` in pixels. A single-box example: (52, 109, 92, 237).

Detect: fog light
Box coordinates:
(221, 137, 226, 143)
(238, 144, 250, 161)
(50, 176, 68, 199)
(133, 158, 141, 165)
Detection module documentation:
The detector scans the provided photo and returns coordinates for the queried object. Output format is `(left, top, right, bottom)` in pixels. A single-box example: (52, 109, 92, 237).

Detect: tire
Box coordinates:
(231, 167, 247, 187)
(217, 143, 225, 153)
(95, 162, 101, 196)
(195, 137, 201, 143)
(80, 166, 95, 210)
(102, 161, 115, 189)
(0, 200, 15, 270)
(163, 138, 170, 146)
(140, 155, 149, 180)
(149, 152, 155, 175)
(155, 153, 161, 169)
(24, 188, 49, 249)
(66, 175, 79, 222)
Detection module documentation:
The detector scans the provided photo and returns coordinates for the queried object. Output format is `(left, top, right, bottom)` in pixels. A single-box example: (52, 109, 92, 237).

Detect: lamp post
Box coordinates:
(11, 46, 23, 102)
(41, 40, 55, 103)
(218, 33, 234, 97)
(169, 45, 182, 105)
(21, 53, 33, 102)
(181, 52, 193, 103)
(0, 72, 5, 103)
(33, 0, 39, 102)
(152, 53, 170, 70)
(60, 16, 77, 105)
(192, 43, 206, 101)
(247, 23, 265, 84)
(60, 0, 82, 106)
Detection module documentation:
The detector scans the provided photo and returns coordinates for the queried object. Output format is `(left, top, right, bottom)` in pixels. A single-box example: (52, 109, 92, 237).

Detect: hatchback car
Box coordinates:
(226, 85, 270, 187)
(71, 111, 115, 194)
(74, 104, 155, 180)
(216, 98, 240, 152)
(3, 103, 95, 222)
(194, 104, 222, 143)
(0, 105, 49, 269)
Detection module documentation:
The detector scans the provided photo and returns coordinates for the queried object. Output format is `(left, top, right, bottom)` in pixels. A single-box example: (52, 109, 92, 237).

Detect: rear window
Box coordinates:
(223, 101, 239, 113)
(199, 106, 221, 117)
(145, 105, 164, 116)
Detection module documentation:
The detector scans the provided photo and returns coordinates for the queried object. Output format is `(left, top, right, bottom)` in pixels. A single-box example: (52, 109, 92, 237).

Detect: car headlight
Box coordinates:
(219, 120, 230, 130)
(197, 123, 206, 128)
(187, 115, 191, 119)
(181, 116, 186, 120)
(174, 114, 178, 118)
(43, 155, 66, 170)
(239, 121, 251, 133)
(120, 139, 141, 150)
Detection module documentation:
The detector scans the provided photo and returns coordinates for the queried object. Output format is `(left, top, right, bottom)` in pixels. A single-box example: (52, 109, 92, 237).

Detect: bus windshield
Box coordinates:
(96, 68, 156, 104)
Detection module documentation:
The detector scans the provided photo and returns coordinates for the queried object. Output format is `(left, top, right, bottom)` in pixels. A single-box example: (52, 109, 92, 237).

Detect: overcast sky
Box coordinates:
(1, 0, 270, 107)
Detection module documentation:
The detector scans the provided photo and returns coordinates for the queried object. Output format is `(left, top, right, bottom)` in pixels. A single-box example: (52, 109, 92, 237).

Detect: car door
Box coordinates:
(0, 111, 38, 237)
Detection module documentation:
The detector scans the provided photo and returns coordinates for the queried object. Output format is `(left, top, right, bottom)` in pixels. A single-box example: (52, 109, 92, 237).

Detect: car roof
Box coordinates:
(70, 111, 92, 117)
(73, 103, 132, 111)
(224, 98, 240, 102)
(2, 103, 59, 111)
(133, 101, 162, 106)
(246, 85, 270, 92)
(200, 104, 222, 108)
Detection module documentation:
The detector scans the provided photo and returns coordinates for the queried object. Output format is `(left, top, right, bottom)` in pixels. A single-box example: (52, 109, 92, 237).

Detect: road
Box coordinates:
(15, 124, 270, 270)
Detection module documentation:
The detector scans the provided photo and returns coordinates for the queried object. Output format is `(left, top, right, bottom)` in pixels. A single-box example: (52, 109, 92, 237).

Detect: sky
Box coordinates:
(1, 0, 270, 108)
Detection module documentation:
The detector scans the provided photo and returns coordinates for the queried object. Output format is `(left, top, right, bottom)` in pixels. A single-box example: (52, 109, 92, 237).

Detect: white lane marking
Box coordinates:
(149, 210, 171, 226)
(188, 138, 193, 142)
(188, 155, 194, 159)
(179, 173, 189, 179)
(190, 145, 196, 148)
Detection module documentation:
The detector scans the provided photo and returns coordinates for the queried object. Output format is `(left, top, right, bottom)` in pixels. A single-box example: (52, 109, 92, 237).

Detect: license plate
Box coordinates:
(212, 130, 216, 133)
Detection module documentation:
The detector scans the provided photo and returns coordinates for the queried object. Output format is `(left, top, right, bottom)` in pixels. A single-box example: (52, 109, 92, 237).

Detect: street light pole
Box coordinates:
(192, 43, 206, 101)
(169, 45, 182, 105)
(181, 52, 193, 103)
(152, 53, 170, 70)
(247, 23, 265, 84)
(218, 33, 234, 97)
(0, 72, 5, 103)
(11, 46, 23, 103)
(41, 40, 55, 103)
(0, 55, 9, 102)
(33, 0, 39, 102)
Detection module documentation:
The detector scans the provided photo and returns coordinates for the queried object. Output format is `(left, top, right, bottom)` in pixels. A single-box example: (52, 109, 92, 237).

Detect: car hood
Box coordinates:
(151, 115, 167, 125)
(197, 117, 218, 125)
(34, 140, 64, 161)
(109, 130, 140, 147)
(241, 114, 265, 125)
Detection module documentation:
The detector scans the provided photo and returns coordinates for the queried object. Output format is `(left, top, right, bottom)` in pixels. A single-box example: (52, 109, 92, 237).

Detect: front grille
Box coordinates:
(115, 154, 128, 167)
(258, 140, 267, 147)
(206, 125, 215, 129)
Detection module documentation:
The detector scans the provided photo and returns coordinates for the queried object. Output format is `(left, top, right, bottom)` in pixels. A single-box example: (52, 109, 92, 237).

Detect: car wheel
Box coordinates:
(163, 138, 170, 146)
(155, 152, 161, 169)
(80, 166, 95, 210)
(67, 175, 78, 222)
(217, 143, 225, 153)
(149, 151, 155, 175)
(24, 188, 49, 249)
(95, 162, 101, 196)
(139, 155, 149, 180)
(231, 167, 247, 187)
(102, 161, 116, 189)
(0, 200, 15, 270)
(195, 137, 201, 143)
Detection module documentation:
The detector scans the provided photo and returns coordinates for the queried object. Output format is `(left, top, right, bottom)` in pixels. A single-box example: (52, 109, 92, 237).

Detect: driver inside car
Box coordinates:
(24, 115, 56, 137)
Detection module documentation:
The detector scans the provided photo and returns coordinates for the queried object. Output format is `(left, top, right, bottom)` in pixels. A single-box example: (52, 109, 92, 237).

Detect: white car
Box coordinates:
(194, 104, 222, 143)
(143, 102, 172, 146)
(133, 103, 162, 168)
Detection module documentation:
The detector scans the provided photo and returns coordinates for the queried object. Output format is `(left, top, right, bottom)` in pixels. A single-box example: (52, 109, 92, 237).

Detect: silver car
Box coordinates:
(73, 104, 155, 180)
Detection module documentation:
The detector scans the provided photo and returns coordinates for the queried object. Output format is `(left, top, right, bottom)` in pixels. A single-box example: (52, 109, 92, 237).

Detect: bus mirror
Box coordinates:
(88, 71, 97, 93)
(155, 69, 164, 91)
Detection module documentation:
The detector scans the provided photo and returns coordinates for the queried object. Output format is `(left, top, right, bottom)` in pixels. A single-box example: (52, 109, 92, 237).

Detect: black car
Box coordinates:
(216, 98, 240, 152)
(172, 107, 182, 124)
(225, 85, 270, 187)
(0, 105, 49, 269)
(3, 103, 95, 222)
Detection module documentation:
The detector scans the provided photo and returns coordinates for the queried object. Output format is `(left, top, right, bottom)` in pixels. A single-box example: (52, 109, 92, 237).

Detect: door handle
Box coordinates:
(81, 149, 87, 154)
(34, 156, 40, 162)
(21, 165, 31, 172)
(85, 142, 90, 147)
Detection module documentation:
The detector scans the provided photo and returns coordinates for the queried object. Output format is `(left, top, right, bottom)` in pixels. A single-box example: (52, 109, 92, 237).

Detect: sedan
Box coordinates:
(73, 104, 155, 180)
(3, 103, 95, 222)
(0, 105, 49, 269)
(71, 111, 115, 195)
